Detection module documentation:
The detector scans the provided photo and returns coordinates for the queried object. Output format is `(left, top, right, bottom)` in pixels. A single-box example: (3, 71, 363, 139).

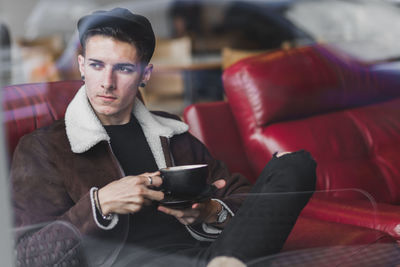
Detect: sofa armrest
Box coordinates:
(303, 195, 400, 239)
(184, 101, 256, 182)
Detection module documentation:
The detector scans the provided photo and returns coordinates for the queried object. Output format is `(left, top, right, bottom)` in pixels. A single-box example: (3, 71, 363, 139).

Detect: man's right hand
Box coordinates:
(97, 171, 164, 215)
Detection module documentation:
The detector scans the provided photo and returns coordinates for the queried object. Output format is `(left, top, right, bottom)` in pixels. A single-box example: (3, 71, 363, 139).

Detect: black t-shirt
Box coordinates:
(104, 116, 158, 175)
(104, 116, 196, 249)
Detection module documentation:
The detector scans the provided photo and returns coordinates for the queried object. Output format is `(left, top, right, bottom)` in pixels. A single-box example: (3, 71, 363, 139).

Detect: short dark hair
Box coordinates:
(78, 8, 156, 64)
(81, 26, 153, 64)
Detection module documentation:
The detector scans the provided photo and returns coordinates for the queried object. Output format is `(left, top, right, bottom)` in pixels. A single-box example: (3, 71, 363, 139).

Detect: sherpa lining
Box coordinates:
(65, 85, 189, 169)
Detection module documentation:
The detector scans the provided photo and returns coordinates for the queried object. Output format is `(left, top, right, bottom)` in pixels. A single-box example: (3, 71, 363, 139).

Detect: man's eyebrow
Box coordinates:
(114, 63, 137, 68)
(88, 58, 104, 63)
(87, 59, 136, 67)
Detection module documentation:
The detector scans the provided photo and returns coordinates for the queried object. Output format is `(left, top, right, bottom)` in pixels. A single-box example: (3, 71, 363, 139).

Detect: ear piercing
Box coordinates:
(140, 82, 146, 88)
(81, 75, 85, 81)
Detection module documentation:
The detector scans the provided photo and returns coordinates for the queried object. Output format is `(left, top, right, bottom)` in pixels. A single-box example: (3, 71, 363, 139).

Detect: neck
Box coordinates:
(97, 111, 132, 126)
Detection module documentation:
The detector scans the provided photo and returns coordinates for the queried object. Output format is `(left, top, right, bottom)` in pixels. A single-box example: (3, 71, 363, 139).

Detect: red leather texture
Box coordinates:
(183, 102, 397, 249)
(3, 80, 83, 162)
(3, 80, 144, 162)
(184, 102, 256, 182)
(223, 45, 398, 128)
(283, 215, 394, 251)
(184, 44, 400, 240)
(303, 196, 400, 238)
(250, 99, 400, 202)
(222, 45, 400, 199)
(280, 216, 398, 266)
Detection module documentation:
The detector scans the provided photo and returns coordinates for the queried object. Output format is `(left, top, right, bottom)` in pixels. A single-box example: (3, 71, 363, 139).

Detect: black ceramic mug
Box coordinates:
(159, 164, 208, 197)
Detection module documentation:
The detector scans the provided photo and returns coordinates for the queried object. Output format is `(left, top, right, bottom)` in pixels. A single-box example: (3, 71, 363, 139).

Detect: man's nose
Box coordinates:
(101, 68, 116, 90)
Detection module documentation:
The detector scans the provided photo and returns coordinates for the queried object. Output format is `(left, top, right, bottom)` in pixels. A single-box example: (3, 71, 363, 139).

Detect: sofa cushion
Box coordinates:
(184, 101, 256, 182)
(241, 98, 400, 202)
(223, 45, 398, 129)
(303, 196, 400, 239)
(222, 44, 400, 203)
(283, 215, 394, 252)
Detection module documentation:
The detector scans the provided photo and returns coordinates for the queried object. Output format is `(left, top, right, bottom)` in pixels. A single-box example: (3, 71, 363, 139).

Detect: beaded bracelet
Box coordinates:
(93, 188, 114, 220)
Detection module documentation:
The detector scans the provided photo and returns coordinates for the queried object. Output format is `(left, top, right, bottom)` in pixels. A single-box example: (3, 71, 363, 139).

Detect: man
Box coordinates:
(11, 8, 316, 267)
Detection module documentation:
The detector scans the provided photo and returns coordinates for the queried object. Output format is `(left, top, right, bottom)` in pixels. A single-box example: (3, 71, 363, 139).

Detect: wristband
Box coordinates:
(216, 204, 228, 224)
(93, 188, 114, 220)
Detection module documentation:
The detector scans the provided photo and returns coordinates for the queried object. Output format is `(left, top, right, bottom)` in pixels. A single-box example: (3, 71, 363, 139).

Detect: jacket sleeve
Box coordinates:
(10, 132, 126, 266)
(12, 132, 108, 234)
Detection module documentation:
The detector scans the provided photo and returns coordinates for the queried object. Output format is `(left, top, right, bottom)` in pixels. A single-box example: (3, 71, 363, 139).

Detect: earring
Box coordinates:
(140, 82, 146, 88)
(81, 75, 85, 81)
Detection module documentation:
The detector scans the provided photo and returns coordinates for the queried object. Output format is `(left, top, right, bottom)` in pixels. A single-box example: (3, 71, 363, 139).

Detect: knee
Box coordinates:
(207, 257, 245, 267)
(274, 150, 317, 192)
(258, 150, 317, 192)
(288, 151, 317, 191)
(276, 151, 291, 158)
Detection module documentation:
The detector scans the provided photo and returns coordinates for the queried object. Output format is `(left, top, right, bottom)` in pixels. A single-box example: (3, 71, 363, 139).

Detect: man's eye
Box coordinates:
(89, 63, 103, 69)
(118, 66, 134, 73)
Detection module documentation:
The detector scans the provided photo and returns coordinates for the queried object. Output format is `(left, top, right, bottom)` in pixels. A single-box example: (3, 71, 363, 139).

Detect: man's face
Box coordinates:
(78, 35, 152, 125)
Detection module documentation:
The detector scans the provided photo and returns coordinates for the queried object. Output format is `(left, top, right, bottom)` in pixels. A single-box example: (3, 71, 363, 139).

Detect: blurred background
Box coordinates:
(1, 0, 400, 115)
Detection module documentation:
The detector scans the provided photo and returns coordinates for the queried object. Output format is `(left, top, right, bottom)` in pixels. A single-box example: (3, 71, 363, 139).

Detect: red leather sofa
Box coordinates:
(184, 44, 400, 245)
(3, 80, 83, 164)
(2, 73, 398, 263)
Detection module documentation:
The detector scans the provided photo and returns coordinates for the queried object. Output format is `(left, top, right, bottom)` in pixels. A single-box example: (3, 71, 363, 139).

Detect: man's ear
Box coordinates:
(141, 64, 153, 83)
(77, 54, 85, 78)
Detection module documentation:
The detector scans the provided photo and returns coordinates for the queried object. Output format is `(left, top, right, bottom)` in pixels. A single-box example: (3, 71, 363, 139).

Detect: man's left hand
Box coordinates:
(157, 179, 226, 225)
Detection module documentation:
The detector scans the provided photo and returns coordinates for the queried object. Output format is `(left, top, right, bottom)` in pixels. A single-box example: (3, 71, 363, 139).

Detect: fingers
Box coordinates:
(142, 187, 164, 201)
(158, 206, 185, 217)
(138, 172, 163, 187)
(212, 179, 226, 189)
(123, 174, 162, 188)
(129, 182, 164, 201)
(99, 173, 166, 215)
(104, 194, 150, 214)
(191, 202, 205, 209)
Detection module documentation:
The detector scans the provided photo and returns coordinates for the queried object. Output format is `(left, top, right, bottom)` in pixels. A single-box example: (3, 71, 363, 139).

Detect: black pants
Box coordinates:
(139, 150, 317, 267)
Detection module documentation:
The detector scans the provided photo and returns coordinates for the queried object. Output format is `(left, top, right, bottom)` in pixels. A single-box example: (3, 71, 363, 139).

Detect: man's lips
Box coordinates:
(98, 95, 117, 101)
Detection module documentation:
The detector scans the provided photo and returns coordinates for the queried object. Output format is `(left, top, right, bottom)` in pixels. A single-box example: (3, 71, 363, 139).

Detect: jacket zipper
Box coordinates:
(167, 137, 175, 167)
(105, 141, 130, 265)
(160, 136, 175, 168)
(106, 141, 126, 178)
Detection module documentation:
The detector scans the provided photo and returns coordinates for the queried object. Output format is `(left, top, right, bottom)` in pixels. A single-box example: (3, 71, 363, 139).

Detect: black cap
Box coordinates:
(77, 8, 155, 58)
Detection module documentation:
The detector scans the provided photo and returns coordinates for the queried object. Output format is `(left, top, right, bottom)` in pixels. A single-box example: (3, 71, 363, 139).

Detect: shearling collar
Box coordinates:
(65, 85, 189, 168)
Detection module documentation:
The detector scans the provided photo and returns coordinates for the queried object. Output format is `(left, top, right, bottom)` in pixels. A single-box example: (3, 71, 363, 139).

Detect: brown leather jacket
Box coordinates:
(10, 86, 252, 266)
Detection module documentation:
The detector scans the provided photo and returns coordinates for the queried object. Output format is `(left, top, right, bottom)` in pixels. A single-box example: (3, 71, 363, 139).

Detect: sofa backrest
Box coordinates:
(224, 45, 399, 129)
(184, 101, 257, 182)
(2, 80, 83, 163)
(223, 44, 400, 203)
(3, 80, 147, 165)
